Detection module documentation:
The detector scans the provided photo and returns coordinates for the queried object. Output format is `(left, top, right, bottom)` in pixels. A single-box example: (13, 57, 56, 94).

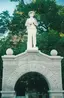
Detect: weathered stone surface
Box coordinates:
(1, 49, 63, 98)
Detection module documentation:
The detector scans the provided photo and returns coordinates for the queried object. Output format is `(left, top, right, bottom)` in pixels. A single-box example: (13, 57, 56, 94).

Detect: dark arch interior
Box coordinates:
(14, 72, 49, 97)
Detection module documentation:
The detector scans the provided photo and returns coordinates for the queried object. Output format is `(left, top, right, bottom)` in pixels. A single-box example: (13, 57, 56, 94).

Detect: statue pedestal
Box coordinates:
(27, 47, 38, 52)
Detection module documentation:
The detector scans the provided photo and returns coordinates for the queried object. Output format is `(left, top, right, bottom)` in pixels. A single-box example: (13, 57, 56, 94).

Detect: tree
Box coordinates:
(0, 0, 64, 92)
(9, 0, 62, 35)
(58, 6, 64, 33)
(10, 0, 25, 5)
(0, 11, 11, 34)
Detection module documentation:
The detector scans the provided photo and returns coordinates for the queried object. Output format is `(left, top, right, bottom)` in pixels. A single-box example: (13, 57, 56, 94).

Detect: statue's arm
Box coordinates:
(25, 20, 27, 27)
(34, 19, 38, 26)
(25, 19, 31, 27)
(25, 19, 29, 27)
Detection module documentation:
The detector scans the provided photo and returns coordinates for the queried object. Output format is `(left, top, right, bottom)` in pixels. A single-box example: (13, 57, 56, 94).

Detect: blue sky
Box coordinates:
(56, 0, 64, 5)
(0, 0, 18, 15)
(0, 0, 64, 15)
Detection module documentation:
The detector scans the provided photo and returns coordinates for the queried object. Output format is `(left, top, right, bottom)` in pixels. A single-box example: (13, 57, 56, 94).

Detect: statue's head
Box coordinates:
(28, 11, 35, 17)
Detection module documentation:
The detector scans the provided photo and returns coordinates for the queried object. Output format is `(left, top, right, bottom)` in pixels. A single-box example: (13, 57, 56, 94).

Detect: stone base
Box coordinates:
(1, 91, 16, 98)
(49, 90, 64, 98)
(1, 90, 64, 98)
(27, 47, 38, 52)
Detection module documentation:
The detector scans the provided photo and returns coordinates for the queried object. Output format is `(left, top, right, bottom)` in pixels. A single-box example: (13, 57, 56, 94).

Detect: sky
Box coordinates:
(0, 0, 18, 15)
(0, 0, 64, 15)
(56, 0, 64, 5)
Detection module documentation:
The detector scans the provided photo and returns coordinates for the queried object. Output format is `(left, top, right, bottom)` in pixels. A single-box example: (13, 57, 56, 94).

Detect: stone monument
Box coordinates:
(25, 11, 38, 50)
(1, 11, 64, 98)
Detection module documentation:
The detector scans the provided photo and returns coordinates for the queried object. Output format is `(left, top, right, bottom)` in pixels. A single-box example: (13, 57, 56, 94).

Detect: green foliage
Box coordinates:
(58, 6, 64, 33)
(58, 6, 64, 17)
(10, 0, 24, 4)
(0, 0, 64, 91)
(48, 29, 60, 54)
(9, 0, 63, 35)
(0, 37, 11, 56)
(0, 34, 27, 55)
(37, 29, 61, 55)
(0, 29, 61, 56)
(12, 36, 27, 55)
(37, 32, 48, 54)
(0, 11, 11, 34)
(9, 12, 26, 35)
(10, 0, 19, 1)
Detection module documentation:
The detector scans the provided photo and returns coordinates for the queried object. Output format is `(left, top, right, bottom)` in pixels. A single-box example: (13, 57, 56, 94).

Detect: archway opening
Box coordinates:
(14, 72, 49, 98)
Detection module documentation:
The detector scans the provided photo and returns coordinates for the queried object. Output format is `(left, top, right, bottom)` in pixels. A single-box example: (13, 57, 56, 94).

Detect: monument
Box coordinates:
(25, 11, 38, 50)
(1, 11, 64, 98)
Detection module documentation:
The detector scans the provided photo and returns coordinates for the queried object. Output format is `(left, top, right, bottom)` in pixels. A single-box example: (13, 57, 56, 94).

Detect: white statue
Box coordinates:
(25, 11, 38, 49)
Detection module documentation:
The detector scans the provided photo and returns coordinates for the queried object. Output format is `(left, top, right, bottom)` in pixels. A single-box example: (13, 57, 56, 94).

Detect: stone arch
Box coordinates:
(14, 72, 50, 97)
(2, 50, 63, 98)
(6, 63, 54, 90)
(14, 71, 50, 90)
